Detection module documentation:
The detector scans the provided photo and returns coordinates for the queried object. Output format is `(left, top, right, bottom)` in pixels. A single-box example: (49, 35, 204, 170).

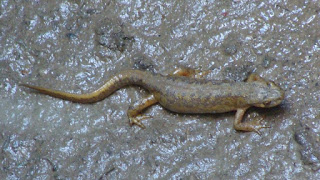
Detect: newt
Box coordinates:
(20, 68, 285, 134)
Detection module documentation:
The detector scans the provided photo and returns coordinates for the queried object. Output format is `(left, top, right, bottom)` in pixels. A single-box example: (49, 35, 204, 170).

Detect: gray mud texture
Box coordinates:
(1, 1, 320, 179)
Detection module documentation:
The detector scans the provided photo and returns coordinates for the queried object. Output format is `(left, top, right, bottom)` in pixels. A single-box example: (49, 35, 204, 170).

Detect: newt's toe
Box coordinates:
(129, 115, 152, 129)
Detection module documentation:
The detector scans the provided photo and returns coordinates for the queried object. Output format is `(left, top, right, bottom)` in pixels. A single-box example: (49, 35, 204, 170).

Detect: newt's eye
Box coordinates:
(264, 101, 271, 106)
(267, 81, 276, 88)
(266, 82, 272, 87)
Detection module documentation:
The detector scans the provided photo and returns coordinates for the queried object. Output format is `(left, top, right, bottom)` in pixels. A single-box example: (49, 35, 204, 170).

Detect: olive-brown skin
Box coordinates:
(21, 69, 284, 134)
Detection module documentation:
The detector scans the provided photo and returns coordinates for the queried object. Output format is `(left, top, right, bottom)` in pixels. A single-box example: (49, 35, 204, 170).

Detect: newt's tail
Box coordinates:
(20, 70, 152, 103)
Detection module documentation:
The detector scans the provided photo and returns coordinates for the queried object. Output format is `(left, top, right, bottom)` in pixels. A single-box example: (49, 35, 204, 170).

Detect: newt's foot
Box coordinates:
(234, 120, 271, 135)
(129, 115, 152, 129)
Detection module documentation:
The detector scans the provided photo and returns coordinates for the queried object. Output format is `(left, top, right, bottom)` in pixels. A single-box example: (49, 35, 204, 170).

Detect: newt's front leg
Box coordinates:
(128, 94, 158, 128)
(233, 107, 270, 135)
(232, 73, 274, 134)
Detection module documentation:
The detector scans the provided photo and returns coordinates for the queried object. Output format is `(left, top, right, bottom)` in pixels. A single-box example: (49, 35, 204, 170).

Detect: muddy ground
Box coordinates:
(1, 1, 320, 179)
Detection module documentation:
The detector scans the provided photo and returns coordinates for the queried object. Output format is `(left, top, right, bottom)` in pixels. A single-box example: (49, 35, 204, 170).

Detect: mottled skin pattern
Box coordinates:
(21, 68, 285, 134)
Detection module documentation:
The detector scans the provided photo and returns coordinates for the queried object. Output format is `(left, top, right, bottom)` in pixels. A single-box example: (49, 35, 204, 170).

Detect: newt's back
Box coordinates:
(148, 76, 247, 113)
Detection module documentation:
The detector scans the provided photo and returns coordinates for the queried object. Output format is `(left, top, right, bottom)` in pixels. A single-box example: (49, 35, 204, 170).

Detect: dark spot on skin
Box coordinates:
(190, 95, 199, 104)
(204, 93, 212, 100)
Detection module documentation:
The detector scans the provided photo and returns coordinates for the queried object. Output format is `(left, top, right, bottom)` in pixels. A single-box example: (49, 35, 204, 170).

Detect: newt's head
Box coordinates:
(246, 74, 284, 108)
(252, 80, 285, 108)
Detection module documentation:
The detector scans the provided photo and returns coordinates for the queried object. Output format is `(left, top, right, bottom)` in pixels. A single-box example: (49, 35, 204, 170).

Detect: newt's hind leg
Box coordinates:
(171, 67, 210, 79)
(128, 94, 158, 128)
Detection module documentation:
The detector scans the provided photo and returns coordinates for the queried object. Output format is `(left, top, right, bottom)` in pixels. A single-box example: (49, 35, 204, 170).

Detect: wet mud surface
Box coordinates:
(1, 1, 320, 179)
